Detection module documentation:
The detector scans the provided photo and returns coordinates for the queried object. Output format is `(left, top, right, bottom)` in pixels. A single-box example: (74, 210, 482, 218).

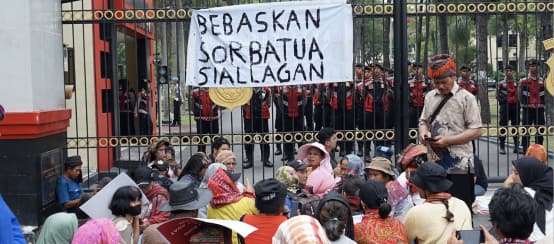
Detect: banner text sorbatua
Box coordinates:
(195, 9, 324, 86)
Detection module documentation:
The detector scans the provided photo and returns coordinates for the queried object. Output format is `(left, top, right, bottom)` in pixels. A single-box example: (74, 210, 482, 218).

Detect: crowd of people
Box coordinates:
(0, 54, 552, 244)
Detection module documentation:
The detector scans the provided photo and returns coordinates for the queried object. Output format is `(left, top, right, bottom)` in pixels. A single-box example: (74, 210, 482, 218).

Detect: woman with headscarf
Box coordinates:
(298, 142, 335, 196)
(316, 191, 356, 243)
(354, 179, 407, 244)
(207, 168, 258, 244)
(198, 163, 226, 218)
(404, 162, 472, 244)
(507, 157, 553, 242)
(72, 218, 121, 244)
(36, 212, 77, 244)
(272, 215, 330, 244)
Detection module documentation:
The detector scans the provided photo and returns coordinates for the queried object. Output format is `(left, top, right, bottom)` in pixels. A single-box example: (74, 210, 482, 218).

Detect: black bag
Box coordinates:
(288, 191, 321, 217)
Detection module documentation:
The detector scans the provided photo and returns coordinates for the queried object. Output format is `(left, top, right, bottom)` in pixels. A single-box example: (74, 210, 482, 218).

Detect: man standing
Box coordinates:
(418, 54, 483, 209)
(135, 86, 152, 135)
(171, 76, 183, 127)
(519, 59, 545, 152)
(457, 65, 479, 98)
(279, 85, 305, 162)
(318, 127, 338, 169)
(192, 86, 219, 153)
(243, 87, 272, 168)
(329, 82, 356, 156)
(361, 64, 394, 158)
(407, 63, 429, 144)
(497, 65, 521, 154)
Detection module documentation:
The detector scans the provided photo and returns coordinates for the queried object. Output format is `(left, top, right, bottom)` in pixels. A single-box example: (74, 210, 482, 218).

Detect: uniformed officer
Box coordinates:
(192, 86, 219, 153)
(357, 65, 372, 157)
(497, 65, 521, 154)
(303, 85, 315, 132)
(457, 65, 479, 97)
(408, 63, 429, 143)
(329, 82, 356, 156)
(280, 85, 305, 162)
(243, 87, 272, 168)
(118, 79, 135, 136)
(360, 64, 394, 161)
(519, 59, 545, 152)
(135, 87, 152, 135)
(272, 86, 283, 156)
(171, 76, 183, 126)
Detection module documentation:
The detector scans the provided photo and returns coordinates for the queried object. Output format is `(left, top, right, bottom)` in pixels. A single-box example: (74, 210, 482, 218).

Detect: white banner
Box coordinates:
(186, 0, 353, 87)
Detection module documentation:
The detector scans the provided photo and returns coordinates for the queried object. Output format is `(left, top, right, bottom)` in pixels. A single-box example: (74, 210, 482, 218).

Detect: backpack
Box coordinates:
(288, 191, 321, 217)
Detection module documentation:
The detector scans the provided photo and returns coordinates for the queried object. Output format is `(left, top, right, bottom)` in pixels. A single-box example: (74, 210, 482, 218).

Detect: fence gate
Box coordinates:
(61, 0, 553, 187)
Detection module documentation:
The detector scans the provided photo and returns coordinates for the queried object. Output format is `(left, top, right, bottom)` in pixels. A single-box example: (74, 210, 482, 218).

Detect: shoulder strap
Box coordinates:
(428, 88, 461, 124)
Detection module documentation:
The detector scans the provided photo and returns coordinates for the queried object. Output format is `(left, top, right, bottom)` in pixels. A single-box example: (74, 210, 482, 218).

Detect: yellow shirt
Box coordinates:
(207, 197, 258, 244)
(404, 197, 472, 244)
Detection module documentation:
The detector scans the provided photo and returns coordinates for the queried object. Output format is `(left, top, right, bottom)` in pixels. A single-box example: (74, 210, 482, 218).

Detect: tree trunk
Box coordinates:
(476, 15, 491, 124)
(502, 15, 509, 69)
(541, 13, 553, 125)
(383, 17, 391, 67)
(518, 16, 527, 74)
(424, 15, 430, 66)
(437, 0, 448, 54)
(415, 15, 423, 63)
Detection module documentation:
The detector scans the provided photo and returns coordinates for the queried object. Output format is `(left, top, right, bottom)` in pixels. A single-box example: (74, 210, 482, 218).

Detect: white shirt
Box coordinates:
(525, 187, 554, 242)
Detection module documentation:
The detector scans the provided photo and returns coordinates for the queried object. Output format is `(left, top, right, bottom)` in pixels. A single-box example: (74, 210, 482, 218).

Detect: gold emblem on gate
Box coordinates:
(543, 38, 554, 96)
(209, 88, 253, 110)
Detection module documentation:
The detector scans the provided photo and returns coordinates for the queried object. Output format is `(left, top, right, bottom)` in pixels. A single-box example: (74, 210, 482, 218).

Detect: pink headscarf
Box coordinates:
(298, 142, 335, 196)
(71, 218, 121, 244)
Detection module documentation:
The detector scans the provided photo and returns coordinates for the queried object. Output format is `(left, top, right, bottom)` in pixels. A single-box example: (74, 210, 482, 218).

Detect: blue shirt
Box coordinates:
(56, 176, 82, 206)
(0, 195, 25, 244)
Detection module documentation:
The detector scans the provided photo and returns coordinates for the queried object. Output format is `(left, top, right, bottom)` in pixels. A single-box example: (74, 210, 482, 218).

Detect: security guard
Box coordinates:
(519, 59, 545, 152)
(329, 82, 356, 156)
(303, 85, 315, 132)
(272, 86, 283, 156)
(407, 63, 429, 143)
(118, 80, 135, 136)
(243, 87, 272, 168)
(135, 87, 152, 135)
(192, 86, 219, 153)
(458, 65, 479, 97)
(497, 65, 521, 154)
(357, 65, 372, 156)
(279, 85, 305, 162)
(360, 64, 394, 161)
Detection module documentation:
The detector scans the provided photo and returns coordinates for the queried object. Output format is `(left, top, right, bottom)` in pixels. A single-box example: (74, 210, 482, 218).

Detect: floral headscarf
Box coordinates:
(276, 166, 299, 193)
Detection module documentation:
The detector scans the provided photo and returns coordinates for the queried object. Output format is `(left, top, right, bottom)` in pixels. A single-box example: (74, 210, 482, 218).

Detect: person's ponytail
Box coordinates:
(378, 200, 392, 219)
(324, 218, 344, 241)
(441, 199, 454, 222)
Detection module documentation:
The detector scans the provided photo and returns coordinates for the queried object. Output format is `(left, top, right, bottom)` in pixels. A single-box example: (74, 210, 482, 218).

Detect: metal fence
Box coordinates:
(61, 0, 553, 187)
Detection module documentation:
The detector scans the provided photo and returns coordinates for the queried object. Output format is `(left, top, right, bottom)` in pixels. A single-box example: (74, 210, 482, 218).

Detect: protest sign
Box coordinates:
(79, 173, 149, 219)
(156, 217, 257, 243)
(186, 0, 353, 87)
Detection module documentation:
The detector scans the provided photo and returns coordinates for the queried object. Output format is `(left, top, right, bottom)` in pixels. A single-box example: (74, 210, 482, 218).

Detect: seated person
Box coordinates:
(142, 179, 213, 243)
(449, 185, 538, 244)
(150, 160, 173, 190)
(56, 156, 83, 212)
(340, 176, 364, 215)
(240, 179, 288, 243)
(287, 159, 308, 190)
(404, 162, 472, 244)
(504, 157, 553, 242)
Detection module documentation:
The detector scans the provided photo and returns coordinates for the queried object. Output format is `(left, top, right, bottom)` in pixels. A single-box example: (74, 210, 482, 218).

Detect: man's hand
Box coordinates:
(447, 231, 464, 244)
(480, 225, 499, 244)
(429, 135, 449, 148)
(419, 131, 432, 145)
